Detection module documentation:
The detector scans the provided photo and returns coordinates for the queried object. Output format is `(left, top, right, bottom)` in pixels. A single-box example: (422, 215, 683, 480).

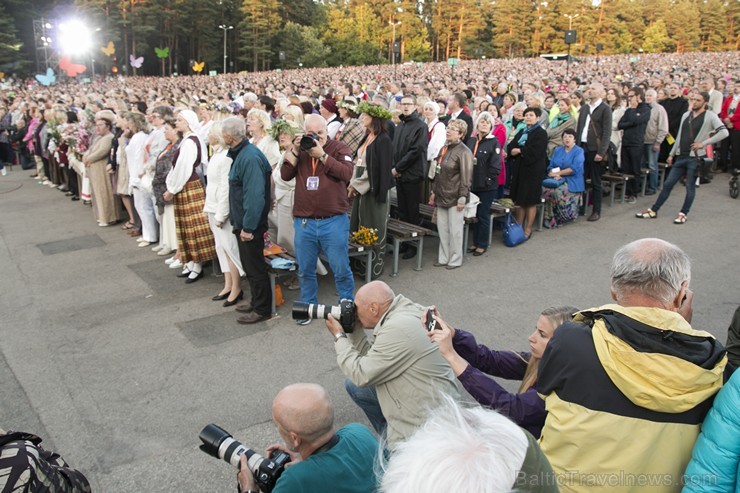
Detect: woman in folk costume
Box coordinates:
(163, 110, 216, 284)
(84, 110, 119, 226)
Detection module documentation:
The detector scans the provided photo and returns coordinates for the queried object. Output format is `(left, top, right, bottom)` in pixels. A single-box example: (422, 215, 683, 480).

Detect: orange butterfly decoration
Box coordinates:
(59, 56, 87, 77)
(101, 41, 115, 57)
(192, 61, 205, 73)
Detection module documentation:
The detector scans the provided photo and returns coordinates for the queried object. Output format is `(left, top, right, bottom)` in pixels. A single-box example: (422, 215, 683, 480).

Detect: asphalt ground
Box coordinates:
(0, 165, 738, 492)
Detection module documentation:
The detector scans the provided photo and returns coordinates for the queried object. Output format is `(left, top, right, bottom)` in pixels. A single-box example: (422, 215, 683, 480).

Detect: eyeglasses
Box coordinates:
(400, 102, 415, 106)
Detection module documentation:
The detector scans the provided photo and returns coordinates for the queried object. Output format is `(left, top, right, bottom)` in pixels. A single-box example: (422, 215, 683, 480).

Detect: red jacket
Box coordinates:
(719, 96, 740, 130)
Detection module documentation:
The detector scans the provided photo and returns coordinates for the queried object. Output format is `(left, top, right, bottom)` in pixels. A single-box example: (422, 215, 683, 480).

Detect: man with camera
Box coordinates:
(235, 383, 379, 493)
(281, 115, 354, 326)
(325, 281, 460, 449)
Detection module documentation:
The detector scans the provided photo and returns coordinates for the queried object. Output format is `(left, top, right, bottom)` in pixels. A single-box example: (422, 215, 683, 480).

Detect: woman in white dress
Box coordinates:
(204, 121, 245, 306)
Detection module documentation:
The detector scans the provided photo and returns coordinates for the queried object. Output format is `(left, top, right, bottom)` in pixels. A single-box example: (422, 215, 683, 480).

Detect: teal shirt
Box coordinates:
(273, 424, 379, 493)
(227, 139, 272, 233)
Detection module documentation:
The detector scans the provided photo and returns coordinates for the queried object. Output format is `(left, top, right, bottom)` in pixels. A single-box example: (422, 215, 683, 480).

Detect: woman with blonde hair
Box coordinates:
(247, 108, 281, 168)
(425, 305, 578, 438)
(204, 121, 245, 306)
(282, 104, 305, 128)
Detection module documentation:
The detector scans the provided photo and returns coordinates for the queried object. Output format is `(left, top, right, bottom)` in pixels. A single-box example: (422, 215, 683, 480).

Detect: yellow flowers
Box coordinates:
(351, 226, 379, 246)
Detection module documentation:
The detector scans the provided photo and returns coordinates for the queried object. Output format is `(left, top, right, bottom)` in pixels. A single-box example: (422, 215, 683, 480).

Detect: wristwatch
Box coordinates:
(320, 152, 328, 162)
(334, 332, 348, 342)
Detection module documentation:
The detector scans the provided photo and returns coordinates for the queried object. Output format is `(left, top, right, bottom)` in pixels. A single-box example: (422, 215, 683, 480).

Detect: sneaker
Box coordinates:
(295, 319, 312, 326)
(1, 168, 6, 176)
(635, 209, 657, 219)
(165, 256, 178, 265)
(168, 259, 183, 269)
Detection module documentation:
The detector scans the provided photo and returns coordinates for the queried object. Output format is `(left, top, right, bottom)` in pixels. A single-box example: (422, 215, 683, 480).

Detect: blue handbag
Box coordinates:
(542, 177, 565, 188)
(502, 213, 527, 247)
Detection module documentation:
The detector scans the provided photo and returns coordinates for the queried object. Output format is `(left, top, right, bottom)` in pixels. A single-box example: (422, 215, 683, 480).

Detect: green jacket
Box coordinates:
(335, 295, 461, 449)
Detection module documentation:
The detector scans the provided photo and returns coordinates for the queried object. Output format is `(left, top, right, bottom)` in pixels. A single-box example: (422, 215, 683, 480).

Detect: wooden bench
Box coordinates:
(320, 242, 373, 284)
(264, 251, 299, 316)
(387, 218, 433, 277)
(263, 242, 372, 315)
(488, 199, 544, 244)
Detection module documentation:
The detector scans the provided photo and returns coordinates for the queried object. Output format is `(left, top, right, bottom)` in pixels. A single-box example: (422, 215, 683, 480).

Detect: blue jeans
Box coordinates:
(471, 189, 497, 249)
(293, 214, 354, 304)
(643, 144, 659, 193)
(651, 156, 697, 215)
(344, 379, 387, 437)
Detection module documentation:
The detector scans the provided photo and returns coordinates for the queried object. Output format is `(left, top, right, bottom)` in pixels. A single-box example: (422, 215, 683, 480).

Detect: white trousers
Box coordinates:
(158, 204, 178, 251)
(133, 187, 159, 243)
(436, 205, 464, 267)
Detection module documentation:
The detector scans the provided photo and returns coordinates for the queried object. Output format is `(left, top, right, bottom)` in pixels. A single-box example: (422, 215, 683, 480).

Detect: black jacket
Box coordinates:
(392, 111, 427, 183)
(618, 102, 651, 147)
(361, 132, 394, 203)
(465, 135, 502, 192)
(449, 110, 474, 142)
(576, 101, 612, 156)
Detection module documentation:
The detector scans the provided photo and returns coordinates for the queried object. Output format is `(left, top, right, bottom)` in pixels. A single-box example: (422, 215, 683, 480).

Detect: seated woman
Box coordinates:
(545, 96, 576, 158)
(542, 128, 585, 228)
(425, 305, 578, 438)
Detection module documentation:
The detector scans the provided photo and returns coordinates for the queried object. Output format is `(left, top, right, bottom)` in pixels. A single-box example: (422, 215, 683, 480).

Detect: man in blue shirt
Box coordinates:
(237, 383, 379, 493)
(223, 117, 273, 324)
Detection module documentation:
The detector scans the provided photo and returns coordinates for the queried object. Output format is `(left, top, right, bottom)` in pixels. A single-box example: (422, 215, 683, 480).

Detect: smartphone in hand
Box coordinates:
(425, 308, 438, 332)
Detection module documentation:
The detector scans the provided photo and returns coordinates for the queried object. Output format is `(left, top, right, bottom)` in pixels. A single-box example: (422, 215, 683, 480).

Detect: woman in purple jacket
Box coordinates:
(425, 305, 577, 438)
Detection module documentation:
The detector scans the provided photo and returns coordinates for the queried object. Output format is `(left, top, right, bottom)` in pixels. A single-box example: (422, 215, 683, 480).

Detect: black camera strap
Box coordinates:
(311, 434, 340, 456)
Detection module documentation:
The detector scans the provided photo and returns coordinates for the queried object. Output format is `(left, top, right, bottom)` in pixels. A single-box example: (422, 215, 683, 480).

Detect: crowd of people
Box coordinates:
(1, 50, 739, 492)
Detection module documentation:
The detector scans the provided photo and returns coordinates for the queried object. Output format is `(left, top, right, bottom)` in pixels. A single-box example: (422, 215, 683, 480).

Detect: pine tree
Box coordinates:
(0, 1, 25, 68)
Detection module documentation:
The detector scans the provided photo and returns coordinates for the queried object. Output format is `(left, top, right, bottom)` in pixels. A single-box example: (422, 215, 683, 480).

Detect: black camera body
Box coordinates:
(199, 424, 290, 493)
(300, 132, 320, 152)
(292, 299, 356, 332)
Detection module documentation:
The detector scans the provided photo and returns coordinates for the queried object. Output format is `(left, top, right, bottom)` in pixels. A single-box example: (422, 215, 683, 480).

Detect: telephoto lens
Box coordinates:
(292, 300, 356, 332)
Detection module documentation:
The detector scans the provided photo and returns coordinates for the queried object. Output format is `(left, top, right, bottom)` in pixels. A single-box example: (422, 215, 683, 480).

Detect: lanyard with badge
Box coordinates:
(436, 147, 448, 175)
(307, 157, 320, 191)
(472, 139, 480, 166)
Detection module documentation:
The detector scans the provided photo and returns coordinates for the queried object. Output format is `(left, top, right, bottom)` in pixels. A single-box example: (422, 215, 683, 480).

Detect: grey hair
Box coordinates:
(222, 117, 246, 140)
(379, 395, 528, 493)
(645, 88, 658, 99)
(475, 111, 495, 131)
(512, 101, 528, 114)
(610, 238, 691, 305)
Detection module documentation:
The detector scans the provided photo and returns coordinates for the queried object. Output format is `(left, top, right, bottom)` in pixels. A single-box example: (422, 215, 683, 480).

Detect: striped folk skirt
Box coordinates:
(174, 180, 216, 263)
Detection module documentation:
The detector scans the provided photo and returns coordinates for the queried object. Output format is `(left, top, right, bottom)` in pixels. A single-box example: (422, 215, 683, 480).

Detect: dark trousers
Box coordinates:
(471, 189, 497, 249)
(41, 157, 50, 180)
(620, 145, 643, 197)
(583, 148, 603, 214)
(66, 167, 79, 197)
(396, 178, 422, 226)
(730, 129, 740, 172)
(235, 225, 272, 317)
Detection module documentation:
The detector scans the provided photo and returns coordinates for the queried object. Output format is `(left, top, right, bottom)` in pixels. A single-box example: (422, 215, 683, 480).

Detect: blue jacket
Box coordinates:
(682, 368, 739, 492)
(227, 139, 271, 233)
(548, 145, 585, 193)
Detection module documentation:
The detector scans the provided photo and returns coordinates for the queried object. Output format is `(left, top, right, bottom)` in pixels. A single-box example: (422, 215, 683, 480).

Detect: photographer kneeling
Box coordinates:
(236, 383, 379, 493)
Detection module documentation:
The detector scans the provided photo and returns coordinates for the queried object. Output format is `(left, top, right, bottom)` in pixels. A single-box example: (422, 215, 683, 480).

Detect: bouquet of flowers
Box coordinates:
(351, 226, 379, 247)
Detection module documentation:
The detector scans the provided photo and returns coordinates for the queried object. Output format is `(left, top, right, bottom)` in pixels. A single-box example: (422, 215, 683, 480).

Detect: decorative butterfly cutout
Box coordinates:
(130, 55, 144, 68)
(192, 61, 205, 73)
(154, 47, 169, 59)
(35, 68, 56, 86)
(101, 41, 115, 57)
(0, 72, 4, 80)
(59, 56, 87, 77)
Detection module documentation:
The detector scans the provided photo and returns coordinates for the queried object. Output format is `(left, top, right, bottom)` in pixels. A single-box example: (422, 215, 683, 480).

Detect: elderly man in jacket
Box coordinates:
(642, 89, 669, 195)
(537, 238, 729, 493)
(325, 281, 460, 449)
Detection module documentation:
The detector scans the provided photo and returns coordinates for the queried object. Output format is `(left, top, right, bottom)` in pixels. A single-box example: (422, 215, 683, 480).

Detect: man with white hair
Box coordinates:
(642, 88, 669, 195)
(537, 238, 729, 493)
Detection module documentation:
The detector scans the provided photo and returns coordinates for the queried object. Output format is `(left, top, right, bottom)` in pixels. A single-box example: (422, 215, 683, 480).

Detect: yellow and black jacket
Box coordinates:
(537, 304, 728, 493)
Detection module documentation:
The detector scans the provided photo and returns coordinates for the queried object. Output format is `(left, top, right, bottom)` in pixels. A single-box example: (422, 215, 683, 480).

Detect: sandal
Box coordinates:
(673, 213, 687, 224)
(121, 221, 134, 230)
(473, 248, 487, 256)
(635, 209, 657, 219)
(466, 246, 477, 253)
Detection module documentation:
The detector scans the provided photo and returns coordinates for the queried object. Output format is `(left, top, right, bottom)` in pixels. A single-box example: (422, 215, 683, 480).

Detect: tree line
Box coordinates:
(1, 0, 738, 77)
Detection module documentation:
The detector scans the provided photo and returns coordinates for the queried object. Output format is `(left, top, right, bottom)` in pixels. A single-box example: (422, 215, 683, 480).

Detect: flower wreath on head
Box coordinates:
(337, 100, 357, 114)
(269, 118, 299, 141)
(206, 101, 239, 116)
(356, 101, 392, 121)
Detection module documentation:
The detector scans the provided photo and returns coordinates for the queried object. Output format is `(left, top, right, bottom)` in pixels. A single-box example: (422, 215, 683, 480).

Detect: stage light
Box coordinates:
(57, 19, 92, 56)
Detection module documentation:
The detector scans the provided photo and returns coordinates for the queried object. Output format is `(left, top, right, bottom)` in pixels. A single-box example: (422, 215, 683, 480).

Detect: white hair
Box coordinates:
(304, 113, 327, 133)
(247, 108, 272, 132)
(380, 396, 528, 493)
(475, 111, 495, 131)
(208, 121, 226, 149)
(610, 238, 691, 305)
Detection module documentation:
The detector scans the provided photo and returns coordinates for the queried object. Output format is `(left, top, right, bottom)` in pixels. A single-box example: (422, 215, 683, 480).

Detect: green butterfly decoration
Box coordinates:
(155, 47, 170, 59)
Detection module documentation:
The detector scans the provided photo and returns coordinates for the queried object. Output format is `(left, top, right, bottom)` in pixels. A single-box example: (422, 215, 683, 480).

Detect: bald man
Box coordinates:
(237, 384, 378, 493)
(326, 281, 461, 449)
(536, 238, 729, 493)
